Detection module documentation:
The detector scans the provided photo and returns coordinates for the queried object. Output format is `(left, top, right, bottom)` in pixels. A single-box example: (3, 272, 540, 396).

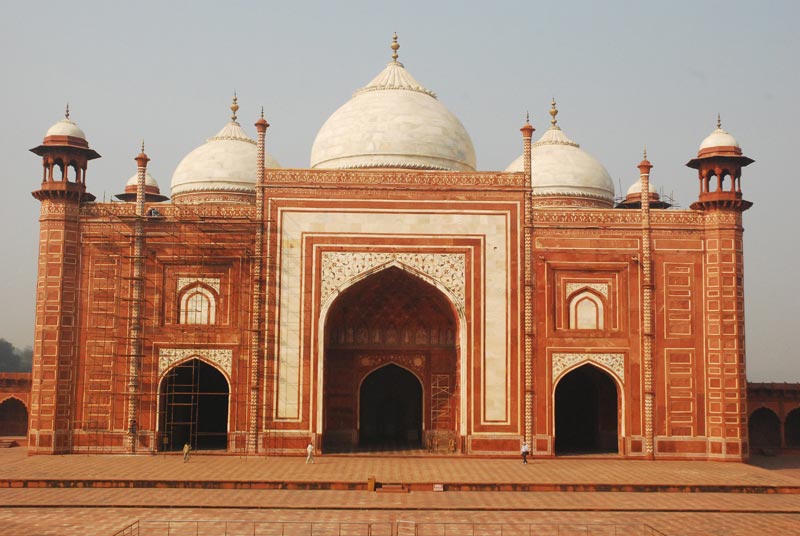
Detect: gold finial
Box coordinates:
(643, 145, 647, 160)
(526, 111, 530, 124)
(141, 139, 145, 153)
(65, 102, 70, 120)
(231, 91, 239, 122)
(391, 32, 400, 62)
(550, 98, 558, 127)
(260, 106, 264, 119)
(716, 113, 721, 129)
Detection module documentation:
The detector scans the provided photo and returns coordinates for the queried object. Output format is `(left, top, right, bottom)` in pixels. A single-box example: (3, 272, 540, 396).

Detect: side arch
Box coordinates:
(0, 396, 29, 437)
(748, 406, 781, 451)
(553, 362, 622, 455)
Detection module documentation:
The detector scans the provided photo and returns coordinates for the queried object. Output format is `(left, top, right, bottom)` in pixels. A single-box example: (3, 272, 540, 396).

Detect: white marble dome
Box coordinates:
(126, 171, 159, 189)
(626, 178, 656, 196)
(45, 118, 87, 140)
(171, 118, 280, 199)
(310, 57, 476, 171)
(505, 113, 615, 206)
(699, 126, 739, 151)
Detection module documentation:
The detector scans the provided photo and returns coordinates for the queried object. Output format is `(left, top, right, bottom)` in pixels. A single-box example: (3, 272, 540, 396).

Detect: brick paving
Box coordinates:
(0, 449, 799, 535)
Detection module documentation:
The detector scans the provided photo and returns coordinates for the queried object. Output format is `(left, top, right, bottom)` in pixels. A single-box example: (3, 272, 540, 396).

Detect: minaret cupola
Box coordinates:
(30, 105, 100, 202)
(686, 115, 753, 211)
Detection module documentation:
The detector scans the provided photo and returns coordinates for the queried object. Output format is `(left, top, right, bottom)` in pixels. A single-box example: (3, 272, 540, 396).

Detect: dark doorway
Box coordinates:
(0, 398, 27, 436)
(749, 407, 781, 450)
(555, 364, 619, 454)
(359, 364, 422, 448)
(786, 408, 800, 448)
(159, 359, 229, 451)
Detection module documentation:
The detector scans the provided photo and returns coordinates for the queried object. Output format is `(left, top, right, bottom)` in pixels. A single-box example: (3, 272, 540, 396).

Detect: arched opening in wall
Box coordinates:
(555, 364, 619, 455)
(0, 398, 28, 436)
(323, 266, 458, 453)
(359, 364, 422, 448)
(159, 359, 229, 451)
(748, 407, 781, 451)
(786, 408, 800, 448)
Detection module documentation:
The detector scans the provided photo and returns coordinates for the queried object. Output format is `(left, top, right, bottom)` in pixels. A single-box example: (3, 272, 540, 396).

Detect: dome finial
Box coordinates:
(231, 91, 239, 123)
(391, 32, 400, 62)
(65, 102, 70, 120)
(260, 106, 264, 119)
(141, 139, 145, 153)
(526, 110, 530, 124)
(717, 112, 721, 129)
(550, 98, 559, 128)
(643, 145, 647, 160)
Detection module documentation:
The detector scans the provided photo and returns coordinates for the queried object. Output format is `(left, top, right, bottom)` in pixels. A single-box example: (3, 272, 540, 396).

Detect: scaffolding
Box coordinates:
(70, 200, 269, 455)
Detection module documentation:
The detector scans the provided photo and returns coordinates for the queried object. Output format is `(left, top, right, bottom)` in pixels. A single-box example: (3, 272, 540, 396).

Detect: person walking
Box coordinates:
(305, 442, 315, 464)
(521, 441, 530, 464)
(182, 442, 191, 462)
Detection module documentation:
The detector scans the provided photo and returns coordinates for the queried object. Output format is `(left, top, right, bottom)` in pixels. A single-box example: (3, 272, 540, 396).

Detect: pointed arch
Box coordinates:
(553, 363, 621, 455)
(178, 284, 218, 325)
(568, 288, 606, 330)
(0, 396, 29, 437)
(317, 260, 467, 440)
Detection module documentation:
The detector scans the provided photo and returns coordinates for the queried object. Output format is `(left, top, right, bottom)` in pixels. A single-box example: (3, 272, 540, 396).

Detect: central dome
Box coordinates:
(310, 36, 476, 172)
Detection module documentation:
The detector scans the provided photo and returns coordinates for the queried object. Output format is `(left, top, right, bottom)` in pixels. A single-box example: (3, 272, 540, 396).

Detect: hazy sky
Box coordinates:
(1, 1, 797, 381)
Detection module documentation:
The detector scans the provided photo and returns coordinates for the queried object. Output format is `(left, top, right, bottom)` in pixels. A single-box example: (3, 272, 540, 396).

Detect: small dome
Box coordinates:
(170, 109, 281, 202)
(626, 178, 656, 196)
(505, 107, 614, 207)
(115, 171, 168, 202)
(310, 38, 476, 172)
(45, 118, 87, 140)
(699, 127, 739, 151)
(126, 171, 159, 189)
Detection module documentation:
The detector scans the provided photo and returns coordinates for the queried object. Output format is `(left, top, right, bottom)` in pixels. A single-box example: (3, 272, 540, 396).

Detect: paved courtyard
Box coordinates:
(0, 449, 798, 535)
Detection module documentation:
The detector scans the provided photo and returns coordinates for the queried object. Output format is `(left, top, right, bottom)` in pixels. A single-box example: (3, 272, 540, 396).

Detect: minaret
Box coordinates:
(29, 107, 100, 453)
(520, 113, 535, 449)
(250, 105, 269, 453)
(126, 142, 149, 453)
(638, 149, 655, 459)
(687, 117, 753, 460)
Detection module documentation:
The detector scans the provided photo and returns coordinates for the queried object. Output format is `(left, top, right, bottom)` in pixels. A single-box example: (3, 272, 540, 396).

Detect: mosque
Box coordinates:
(24, 35, 762, 460)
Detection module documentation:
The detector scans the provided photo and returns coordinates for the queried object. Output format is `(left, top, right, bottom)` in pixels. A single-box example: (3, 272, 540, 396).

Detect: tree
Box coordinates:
(0, 339, 32, 372)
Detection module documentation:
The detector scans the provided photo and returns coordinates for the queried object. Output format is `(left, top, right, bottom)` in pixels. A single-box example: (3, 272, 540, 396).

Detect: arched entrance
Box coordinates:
(749, 407, 781, 451)
(159, 359, 229, 451)
(359, 364, 422, 447)
(323, 266, 458, 452)
(786, 408, 800, 448)
(0, 398, 27, 436)
(555, 364, 619, 455)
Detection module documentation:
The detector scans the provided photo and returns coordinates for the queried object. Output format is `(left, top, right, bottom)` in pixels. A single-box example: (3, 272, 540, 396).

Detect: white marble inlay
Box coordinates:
(177, 277, 221, 293)
(159, 348, 232, 378)
(552, 353, 624, 383)
(565, 282, 608, 298)
(321, 252, 465, 309)
(276, 206, 512, 424)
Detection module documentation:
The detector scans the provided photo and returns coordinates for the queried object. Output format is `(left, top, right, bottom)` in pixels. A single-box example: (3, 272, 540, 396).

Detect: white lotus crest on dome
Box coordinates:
(354, 61, 437, 98)
(310, 59, 476, 172)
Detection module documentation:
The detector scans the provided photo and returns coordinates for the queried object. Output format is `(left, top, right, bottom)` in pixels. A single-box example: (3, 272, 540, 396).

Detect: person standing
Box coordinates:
(305, 442, 315, 464)
(183, 442, 191, 462)
(521, 441, 530, 464)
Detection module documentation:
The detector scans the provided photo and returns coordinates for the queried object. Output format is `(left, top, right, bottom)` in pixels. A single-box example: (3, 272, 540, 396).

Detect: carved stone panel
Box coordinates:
(159, 348, 232, 378)
(551, 353, 624, 383)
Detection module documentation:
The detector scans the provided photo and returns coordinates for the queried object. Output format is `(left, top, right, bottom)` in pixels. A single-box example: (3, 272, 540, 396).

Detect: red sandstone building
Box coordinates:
(22, 37, 796, 460)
